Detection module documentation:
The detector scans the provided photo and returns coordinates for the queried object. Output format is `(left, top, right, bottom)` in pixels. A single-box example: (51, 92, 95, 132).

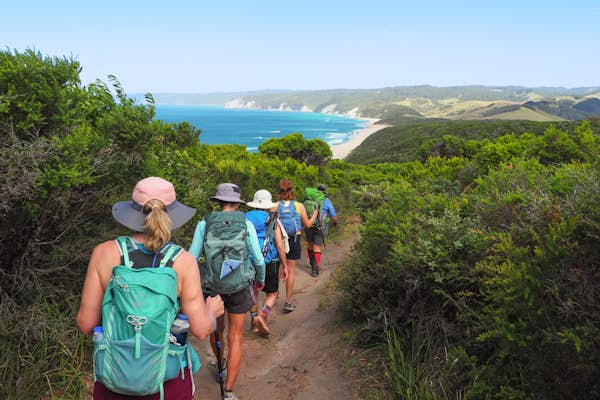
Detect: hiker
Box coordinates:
(76, 176, 225, 400)
(277, 179, 318, 312)
(246, 189, 290, 336)
(189, 183, 266, 400)
(305, 184, 338, 277)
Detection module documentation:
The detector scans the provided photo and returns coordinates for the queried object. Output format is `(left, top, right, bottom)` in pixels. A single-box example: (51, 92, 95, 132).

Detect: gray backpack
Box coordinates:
(200, 211, 254, 295)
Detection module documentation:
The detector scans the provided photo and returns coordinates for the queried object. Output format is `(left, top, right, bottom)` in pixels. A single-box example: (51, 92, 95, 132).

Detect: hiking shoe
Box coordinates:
(223, 391, 238, 400)
(253, 315, 270, 336)
(310, 265, 319, 277)
(283, 302, 296, 313)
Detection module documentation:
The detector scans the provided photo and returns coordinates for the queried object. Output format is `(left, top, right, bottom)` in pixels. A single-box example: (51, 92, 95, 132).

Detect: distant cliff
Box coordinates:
(151, 85, 600, 122)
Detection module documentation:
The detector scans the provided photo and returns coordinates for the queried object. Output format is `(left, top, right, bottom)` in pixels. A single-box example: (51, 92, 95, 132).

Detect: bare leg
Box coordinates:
(264, 291, 278, 309)
(285, 259, 296, 304)
(209, 314, 226, 363)
(224, 312, 246, 392)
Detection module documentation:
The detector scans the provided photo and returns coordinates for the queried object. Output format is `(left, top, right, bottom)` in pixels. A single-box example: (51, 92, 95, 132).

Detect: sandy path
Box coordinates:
(191, 228, 359, 400)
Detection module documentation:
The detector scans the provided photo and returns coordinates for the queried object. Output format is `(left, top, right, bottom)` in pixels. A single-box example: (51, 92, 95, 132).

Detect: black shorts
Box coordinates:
(305, 227, 325, 246)
(287, 235, 302, 260)
(206, 286, 254, 314)
(262, 261, 280, 293)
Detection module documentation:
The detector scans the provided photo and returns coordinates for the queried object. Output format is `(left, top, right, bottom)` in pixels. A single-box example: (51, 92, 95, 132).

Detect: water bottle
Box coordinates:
(93, 325, 104, 342)
(171, 314, 189, 345)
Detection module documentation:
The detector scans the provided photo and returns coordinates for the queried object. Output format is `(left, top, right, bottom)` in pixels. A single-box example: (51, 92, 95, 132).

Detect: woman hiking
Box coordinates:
(76, 176, 224, 400)
(305, 184, 338, 277)
(246, 189, 289, 336)
(277, 179, 317, 312)
(189, 183, 266, 400)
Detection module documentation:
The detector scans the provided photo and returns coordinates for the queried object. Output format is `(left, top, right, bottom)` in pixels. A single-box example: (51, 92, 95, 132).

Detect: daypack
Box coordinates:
(278, 200, 301, 236)
(246, 210, 279, 264)
(94, 237, 196, 400)
(200, 211, 255, 295)
(303, 187, 327, 227)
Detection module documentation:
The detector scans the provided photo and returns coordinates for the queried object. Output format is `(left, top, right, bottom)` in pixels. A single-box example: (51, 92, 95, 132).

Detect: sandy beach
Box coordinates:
(330, 118, 390, 159)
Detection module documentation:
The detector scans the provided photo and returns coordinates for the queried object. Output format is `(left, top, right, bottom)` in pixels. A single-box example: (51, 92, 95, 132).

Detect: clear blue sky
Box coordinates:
(2, 0, 599, 93)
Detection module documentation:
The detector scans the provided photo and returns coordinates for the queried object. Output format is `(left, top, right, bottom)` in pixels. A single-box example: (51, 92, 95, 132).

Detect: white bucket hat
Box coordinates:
(247, 189, 278, 210)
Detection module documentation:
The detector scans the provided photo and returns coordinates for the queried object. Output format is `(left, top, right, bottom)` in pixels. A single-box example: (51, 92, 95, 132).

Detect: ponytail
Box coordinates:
(143, 199, 172, 251)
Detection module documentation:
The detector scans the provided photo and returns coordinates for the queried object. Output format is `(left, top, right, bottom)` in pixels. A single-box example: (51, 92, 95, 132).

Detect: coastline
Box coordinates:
(330, 118, 390, 159)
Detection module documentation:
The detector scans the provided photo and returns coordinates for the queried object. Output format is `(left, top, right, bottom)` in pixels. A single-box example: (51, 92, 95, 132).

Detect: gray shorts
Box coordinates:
(206, 286, 254, 314)
(305, 227, 326, 245)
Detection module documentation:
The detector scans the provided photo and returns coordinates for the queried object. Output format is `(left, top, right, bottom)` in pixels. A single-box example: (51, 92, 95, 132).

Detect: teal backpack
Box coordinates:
(93, 237, 199, 399)
(200, 211, 255, 295)
(303, 187, 326, 227)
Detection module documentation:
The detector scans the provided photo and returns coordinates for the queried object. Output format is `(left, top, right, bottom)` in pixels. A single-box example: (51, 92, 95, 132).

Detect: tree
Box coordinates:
(258, 132, 332, 165)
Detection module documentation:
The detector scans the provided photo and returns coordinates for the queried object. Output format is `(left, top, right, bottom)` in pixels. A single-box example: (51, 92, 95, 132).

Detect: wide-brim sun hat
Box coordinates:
(247, 189, 278, 210)
(210, 182, 246, 203)
(112, 177, 196, 232)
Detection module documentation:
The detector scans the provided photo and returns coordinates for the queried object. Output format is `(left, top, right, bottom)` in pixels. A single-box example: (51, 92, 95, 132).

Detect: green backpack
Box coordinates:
(304, 187, 326, 227)
(200, 211, 255, 295)
(94, 237, 194, 399)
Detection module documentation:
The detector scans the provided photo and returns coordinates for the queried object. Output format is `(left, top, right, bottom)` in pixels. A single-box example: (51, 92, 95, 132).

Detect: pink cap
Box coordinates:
(132, 177, 176, 206)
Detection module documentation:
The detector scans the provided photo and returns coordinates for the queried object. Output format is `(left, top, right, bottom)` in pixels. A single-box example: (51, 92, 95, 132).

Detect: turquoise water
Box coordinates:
(154, 104, 367, 151)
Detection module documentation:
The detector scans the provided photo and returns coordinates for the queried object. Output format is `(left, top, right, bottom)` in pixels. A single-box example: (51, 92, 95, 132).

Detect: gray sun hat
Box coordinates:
(247, 189, 278, 210)
(317, 184, 328, 195)
(210, 183, 246, 203)
(112, 176, 196, 232)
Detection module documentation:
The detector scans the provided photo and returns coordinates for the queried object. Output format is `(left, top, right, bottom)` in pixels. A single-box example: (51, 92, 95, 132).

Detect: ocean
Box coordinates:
(154, 104, 367, 152)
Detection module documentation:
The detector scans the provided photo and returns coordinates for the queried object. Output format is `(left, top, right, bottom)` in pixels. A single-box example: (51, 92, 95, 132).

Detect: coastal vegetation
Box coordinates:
(345, 119, 600, 164)
(1, 49, 599, 399)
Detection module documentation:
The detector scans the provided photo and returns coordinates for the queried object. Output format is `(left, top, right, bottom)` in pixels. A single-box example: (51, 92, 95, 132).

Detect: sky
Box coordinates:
(2, 0, 599, 93)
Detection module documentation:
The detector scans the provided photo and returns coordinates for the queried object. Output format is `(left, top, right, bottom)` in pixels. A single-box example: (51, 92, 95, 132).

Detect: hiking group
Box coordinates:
(76, 177, 337, 400)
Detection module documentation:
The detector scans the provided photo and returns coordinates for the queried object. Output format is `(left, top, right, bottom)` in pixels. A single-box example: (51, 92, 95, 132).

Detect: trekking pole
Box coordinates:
(214, 319, 225, 399)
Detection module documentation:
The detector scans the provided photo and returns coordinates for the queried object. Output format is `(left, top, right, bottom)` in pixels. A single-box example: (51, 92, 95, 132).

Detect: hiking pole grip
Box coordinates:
(214, 317, 225, 399)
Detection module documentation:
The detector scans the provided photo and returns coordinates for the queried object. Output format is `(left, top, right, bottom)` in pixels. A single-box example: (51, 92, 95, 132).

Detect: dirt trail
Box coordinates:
(192, 228, 359, 400)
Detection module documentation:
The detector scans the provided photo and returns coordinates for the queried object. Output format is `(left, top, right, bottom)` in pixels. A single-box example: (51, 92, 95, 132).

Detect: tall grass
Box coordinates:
(0, 294, 89, 399)
(383, 321, 473, 400)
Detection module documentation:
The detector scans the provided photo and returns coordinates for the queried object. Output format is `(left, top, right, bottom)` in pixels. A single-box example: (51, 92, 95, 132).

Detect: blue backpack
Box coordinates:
(278, 200, 301, 237)
(246, 210, 278, 263)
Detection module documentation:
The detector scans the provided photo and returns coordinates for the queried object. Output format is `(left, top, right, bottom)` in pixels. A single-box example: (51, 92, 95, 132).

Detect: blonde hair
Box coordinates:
(143, 199, 172, 251)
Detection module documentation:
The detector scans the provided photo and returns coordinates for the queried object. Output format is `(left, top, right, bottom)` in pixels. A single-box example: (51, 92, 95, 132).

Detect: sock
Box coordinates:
(308, 250, 315, 267)
(250, 311, 258, 319)
(262, 305, 271, 316)
(314, 252, 321, 267)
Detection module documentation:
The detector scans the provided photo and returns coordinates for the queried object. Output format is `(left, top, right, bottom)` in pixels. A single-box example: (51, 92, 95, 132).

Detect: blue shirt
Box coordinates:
(189, 218, 266, 284)
(322, 198, 336, 219)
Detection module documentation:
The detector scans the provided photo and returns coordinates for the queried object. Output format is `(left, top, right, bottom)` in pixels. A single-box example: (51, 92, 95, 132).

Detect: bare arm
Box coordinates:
(299, 202, 318, 228)
(76, 241, 120, 334)
(176, 251, 224, 339)
(274, 222, 288, 280)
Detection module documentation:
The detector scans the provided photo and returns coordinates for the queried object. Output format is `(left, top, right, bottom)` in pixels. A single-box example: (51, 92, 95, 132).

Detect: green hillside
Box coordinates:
(160, 85, 600, 122)
(345, 120, 599, 164)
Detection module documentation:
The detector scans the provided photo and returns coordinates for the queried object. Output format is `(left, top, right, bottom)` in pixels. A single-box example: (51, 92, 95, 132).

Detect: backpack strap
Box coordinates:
(116, 237, 134, 268)
(262, 212, 277, 258)
(158, 244, 180, 268)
